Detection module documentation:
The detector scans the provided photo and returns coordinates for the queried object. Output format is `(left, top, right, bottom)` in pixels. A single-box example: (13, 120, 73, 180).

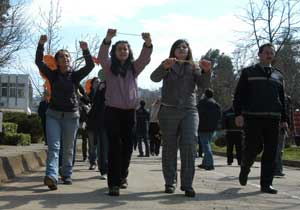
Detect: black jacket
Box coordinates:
(233, 64, 287, 121)
(136, 107, 150, 135)
(35, 44, 95, 112)
(197, 97, 221, 132)
(222, 107, 242, 131)
(87, 82, 106, 130)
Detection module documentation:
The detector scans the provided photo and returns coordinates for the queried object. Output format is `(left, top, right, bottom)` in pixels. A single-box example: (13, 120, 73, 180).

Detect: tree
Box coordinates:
(275, 38, 300, 105)
(237, 0, 300, 57)
(202, 49, 236, 108)
(0, 0, 28, 70)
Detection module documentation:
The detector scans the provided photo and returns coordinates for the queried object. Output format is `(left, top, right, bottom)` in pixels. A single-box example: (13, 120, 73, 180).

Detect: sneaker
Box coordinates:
(164, 185, 176, 193)
(120, 179, 128, 189)
(260, 185, 278, 194)
(61, 176, 72, 185)
(99, 174, 107, 180)
(108, 186, 120, 196)
(44, 176, 57, 190)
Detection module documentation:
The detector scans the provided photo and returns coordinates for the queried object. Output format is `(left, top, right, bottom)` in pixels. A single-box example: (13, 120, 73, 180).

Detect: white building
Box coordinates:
(0, 74, 33, 114)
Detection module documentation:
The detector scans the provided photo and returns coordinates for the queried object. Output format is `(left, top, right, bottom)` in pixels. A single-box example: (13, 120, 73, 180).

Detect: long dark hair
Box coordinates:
(169, 39, 193, 61)
(110, 41, 134, 77)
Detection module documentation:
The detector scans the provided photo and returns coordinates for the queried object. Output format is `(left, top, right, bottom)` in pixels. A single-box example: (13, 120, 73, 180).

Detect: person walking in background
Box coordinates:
(98, 28, 152, 196)
(136, 100, 150, 157)
(87, 76, 108, 179)
(222, 106, 243, 166)
(35, 35, 94, 190)
(38, 96, 49, 145)
(151, 39, 211, 197)
(197, 88, 221, 171)
(233, 43, 288, 194)
(149, 98, 161, 156)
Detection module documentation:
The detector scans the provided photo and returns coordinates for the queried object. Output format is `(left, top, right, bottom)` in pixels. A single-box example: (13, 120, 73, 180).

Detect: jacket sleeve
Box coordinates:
(35, 44, 55, 80)
(279, 80, 287, 122)
(233, 69, 248, 116)
(73, 49, 95, 82)
(133, 43, 153, 76)
(97, 39, 111, 75)
(194, 70, 211, 89)
(150, 63, 169, 82)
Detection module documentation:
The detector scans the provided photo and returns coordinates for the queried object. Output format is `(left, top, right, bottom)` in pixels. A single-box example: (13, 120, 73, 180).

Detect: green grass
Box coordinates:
(283, 147, 300, 161)
(212, 143, 300, 161)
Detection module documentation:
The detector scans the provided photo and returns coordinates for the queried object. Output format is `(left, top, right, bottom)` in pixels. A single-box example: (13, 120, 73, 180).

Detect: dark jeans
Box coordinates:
(149, 122, 161, 155)
(105, 106, 135, 188)
(137, 133, 150, 156)
(226, 131, 242, 165)
(242, 118, 279, 187)
(96, 129, 108, 175)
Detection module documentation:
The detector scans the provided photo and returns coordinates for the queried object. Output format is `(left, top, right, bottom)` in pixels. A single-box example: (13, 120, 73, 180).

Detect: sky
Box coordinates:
(18, 0, 250, 90)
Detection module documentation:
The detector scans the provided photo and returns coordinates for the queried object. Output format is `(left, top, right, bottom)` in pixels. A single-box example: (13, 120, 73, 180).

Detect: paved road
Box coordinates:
(0, 153, 300, 210)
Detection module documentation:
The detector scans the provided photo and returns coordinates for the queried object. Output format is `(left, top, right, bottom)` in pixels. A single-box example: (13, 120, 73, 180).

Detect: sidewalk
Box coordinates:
(1, 141, 300, 185)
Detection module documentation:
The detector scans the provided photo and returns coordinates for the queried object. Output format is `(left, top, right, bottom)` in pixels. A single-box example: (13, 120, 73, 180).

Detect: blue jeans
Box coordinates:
(198, 132, 215, 167)
(45, 113, 79, 181)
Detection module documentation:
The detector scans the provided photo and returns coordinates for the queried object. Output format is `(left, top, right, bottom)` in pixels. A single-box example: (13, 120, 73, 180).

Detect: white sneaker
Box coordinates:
(100, 174, 107, 180)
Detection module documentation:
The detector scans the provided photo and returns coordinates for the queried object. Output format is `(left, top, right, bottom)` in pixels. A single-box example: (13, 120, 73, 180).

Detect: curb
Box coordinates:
(0, 149, 47, 184)
(213, 151, 300, 167)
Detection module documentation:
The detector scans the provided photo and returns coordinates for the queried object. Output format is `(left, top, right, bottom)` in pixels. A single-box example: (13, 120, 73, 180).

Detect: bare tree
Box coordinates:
(0, 0, 28, 70)
(237, 0, 300, 56)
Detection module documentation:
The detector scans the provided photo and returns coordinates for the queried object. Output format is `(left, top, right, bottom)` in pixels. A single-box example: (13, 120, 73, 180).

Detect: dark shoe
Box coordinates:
(274, 172, 285, 177)
(120, 179, 128, 189)
(205, 166, 215, 170)
(239, 167, 250, 186)
(180, 187, 196, 197)
(137, 154, 144, 157)
(227, 162, 232, 166)
(165, 185, 176, 193)
(89, 163, 96, 170)
(261, 185, 278, 194)
(83, 156, 87, 162)
(108, 186, 120, 196)
(44, 176, 57, 190)
(145, 154, 150, 157)
(61, 176, 72, 185)
(197, 164, 205, 169)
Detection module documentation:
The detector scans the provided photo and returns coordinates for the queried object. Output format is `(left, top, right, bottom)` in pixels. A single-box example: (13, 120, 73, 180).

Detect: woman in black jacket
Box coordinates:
(35, 35, 94, 190)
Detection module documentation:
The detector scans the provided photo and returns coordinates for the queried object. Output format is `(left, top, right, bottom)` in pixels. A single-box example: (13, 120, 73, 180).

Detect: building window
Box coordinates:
(9, 84, 16, 97)
(17, 83, 25, 98)
(0, 83, 8, 97)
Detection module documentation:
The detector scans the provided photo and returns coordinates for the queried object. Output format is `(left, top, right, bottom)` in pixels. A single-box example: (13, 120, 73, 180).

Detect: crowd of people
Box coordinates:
(36, 29, 291, 197)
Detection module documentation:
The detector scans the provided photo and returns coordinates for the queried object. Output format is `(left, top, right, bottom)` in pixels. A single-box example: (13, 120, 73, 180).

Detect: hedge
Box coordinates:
(1, 132, 31, 146)
(3, 112, 43, 143)
(2, 122, 18, 133)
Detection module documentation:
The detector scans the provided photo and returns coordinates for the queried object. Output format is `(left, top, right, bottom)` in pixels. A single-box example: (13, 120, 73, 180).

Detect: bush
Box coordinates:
(2, 122, 18, 133)
(2, 132, 31, 146)
(3, 112, 43, 143)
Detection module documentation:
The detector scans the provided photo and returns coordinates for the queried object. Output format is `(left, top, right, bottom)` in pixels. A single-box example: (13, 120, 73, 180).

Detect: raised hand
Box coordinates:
(162, 58, 176, 70)
(235, 115, 244, 127)
(142, 32, 152, 47)
(105, 29, 117, 42)
(39, 35, 48, 45)
(79, 41, 88, 50)
(199, 59, 211, 73)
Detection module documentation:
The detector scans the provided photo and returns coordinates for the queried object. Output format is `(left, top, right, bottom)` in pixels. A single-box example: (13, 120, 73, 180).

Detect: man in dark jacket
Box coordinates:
(222, 106, 243, 166)
(233, 43, 288, 194)
(197, 88, 221, 170)
(136, 100, 150, 157)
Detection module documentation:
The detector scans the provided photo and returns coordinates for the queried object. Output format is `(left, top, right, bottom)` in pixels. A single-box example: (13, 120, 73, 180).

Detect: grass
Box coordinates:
(211, 143, 300, 161)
